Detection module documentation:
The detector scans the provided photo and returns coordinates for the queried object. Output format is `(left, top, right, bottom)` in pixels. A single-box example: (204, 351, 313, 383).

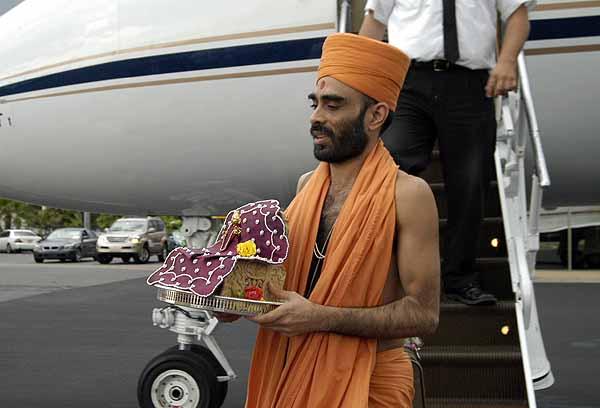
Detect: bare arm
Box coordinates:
(359, 11, 386, 41)
(252, 176, 440, 338)
(319, 176, 440, 338)
(486, 5, 530, 97)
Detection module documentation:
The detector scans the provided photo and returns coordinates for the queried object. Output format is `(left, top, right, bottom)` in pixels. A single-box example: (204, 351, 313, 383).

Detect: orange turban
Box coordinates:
(317, 33, 410, 111)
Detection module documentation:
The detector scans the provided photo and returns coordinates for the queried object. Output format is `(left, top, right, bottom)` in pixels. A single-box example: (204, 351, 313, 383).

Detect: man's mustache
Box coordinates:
(310, 124, 335, 139)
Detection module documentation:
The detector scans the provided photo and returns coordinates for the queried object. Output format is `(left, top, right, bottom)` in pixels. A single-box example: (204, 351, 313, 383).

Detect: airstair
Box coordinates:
(140, 4, 557, 406)
(338, 3, 555, 404)
(417, 53, 554, 408)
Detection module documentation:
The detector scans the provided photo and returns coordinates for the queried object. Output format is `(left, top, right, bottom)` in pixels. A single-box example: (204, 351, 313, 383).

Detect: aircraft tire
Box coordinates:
(138, 349, 220, 408)
(161, 345, 228, 407)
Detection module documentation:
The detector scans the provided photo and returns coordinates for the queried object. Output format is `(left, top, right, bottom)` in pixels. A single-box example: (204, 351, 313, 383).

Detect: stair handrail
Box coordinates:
(497, 50, 551, 329)
(517, 52, 550, 189)
(495, 49, 554, 402)
(338, 0, 352, 33)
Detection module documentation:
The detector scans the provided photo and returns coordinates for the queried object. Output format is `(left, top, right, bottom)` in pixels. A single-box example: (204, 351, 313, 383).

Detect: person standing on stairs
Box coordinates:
(359, 0, 534, 305)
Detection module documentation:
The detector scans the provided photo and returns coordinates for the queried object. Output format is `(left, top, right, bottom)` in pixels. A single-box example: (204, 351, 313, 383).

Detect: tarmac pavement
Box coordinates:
(0, 253, 598, 407)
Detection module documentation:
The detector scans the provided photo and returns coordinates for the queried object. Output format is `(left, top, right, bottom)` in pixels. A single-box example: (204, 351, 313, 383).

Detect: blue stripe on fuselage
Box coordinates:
(0, 37, 325, 98)
(1, 15, 599, 99)
(529, 15, 600, 41)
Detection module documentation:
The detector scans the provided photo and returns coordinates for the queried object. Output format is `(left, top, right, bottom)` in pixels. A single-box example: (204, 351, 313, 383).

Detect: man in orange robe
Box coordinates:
(245, 33, 440, 407)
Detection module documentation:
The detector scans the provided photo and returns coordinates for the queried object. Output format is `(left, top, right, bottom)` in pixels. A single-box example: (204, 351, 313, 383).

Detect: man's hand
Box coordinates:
(485, 58, 518, 97)
(248, 283, 324, 337)
(487, 4, 530, 98)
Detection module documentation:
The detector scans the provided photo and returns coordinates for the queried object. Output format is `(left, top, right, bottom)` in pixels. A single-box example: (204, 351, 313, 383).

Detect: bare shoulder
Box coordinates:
(296, 171, 314, 194)
(394, 170, 438, 223)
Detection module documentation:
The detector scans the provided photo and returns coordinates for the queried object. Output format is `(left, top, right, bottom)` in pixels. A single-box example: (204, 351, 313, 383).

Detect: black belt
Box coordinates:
(411, 59, 471, 72)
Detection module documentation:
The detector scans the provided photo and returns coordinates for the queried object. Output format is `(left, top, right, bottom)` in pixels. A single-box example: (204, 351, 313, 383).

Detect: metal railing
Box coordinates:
(496, 50, 550, 328)
(496, 50, 554, 395)
(338, 0, 352, 33)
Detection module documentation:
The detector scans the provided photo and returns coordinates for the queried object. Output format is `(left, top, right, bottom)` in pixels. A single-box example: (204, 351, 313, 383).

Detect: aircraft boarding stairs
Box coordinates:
(414, 53, 554, 408)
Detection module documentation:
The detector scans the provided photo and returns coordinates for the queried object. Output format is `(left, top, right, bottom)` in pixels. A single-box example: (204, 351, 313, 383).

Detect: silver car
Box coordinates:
(96, 217, 167, 264)
(0, 229, 42, 253)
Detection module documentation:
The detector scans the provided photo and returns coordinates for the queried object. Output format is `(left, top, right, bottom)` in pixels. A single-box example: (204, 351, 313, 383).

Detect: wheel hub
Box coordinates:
(170, 385, 184, 401)
(151, 369, 200, 408)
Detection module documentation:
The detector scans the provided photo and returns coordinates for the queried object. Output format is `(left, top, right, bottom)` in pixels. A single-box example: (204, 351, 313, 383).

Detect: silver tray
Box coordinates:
(156, 287, 282, 316)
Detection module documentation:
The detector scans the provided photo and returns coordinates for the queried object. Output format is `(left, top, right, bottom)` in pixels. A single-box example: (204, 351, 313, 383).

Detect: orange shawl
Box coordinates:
(246, 141, 398, 408)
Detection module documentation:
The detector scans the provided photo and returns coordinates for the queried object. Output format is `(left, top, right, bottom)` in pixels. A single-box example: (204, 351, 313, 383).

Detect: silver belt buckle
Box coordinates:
(433, 59, 450, 71)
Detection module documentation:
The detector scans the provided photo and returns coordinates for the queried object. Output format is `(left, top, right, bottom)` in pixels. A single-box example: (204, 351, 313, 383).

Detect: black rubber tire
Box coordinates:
(6, 244, 12, 254)
(161, 345, 228, 407)
(120, 256, 131, 263)
(97, 254, 113, 264)
(134, 245, 150, 264)
(34, 256, 44, 263)
(158, 244, 168, 262)
(137, 349, 219, 408)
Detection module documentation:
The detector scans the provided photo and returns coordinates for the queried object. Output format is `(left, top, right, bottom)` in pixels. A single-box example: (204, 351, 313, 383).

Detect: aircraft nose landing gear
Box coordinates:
(137, 306, 235, 408)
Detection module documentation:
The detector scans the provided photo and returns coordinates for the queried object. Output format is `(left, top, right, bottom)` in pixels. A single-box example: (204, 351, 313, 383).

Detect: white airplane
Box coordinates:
(0, 0, 598, 218)
(0, 1, 598, 407)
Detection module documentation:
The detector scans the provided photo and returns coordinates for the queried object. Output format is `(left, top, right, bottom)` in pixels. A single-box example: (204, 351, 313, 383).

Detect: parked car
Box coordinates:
(96, 217, 167, 264)
(33, 228, 97, 263)
(0, 229, 42, 253)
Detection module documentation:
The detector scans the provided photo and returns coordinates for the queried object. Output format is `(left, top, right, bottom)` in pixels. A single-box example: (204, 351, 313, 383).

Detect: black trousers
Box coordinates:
(383, 65, 496, 291)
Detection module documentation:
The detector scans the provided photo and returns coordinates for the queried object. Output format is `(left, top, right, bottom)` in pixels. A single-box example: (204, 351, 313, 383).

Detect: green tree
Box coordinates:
(93, 213, 121, 230)
(159, 215, 182, 232)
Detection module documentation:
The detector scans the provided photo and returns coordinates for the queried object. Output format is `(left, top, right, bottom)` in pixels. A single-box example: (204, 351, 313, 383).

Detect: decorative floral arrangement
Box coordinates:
(147, 199, 289, 298)
(237, 240, 257, 257)
(244, 285, 264, 301)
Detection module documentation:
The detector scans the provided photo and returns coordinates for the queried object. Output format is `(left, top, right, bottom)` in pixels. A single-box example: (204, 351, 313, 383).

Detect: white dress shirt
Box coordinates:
(365, 0, 535, 70)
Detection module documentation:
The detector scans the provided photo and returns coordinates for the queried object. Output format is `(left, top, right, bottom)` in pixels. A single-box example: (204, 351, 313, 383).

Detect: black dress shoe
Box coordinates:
(446, 284, 497, 306)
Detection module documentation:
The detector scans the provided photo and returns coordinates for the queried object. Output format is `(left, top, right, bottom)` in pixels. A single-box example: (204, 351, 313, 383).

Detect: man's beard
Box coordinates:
(311, 108, 368, 163)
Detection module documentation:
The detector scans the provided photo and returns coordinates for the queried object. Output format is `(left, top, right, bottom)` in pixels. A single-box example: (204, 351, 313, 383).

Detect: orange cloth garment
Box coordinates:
(369, 348, 414, 408)
(317, 33, 410, 111)
(245, 140, 399, 408)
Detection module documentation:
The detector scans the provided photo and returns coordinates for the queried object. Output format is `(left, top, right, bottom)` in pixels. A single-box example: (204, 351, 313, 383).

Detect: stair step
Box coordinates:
(476, 258, 514, 300)
(421, 345, 526, 400)
(425, 398, 528, 408)
(437, 256, 513, 301)
(431, 182, 502, 219)
(439, 257, 514, 301)
(426, 301, 517, 346)
(439, 217, 507, 259)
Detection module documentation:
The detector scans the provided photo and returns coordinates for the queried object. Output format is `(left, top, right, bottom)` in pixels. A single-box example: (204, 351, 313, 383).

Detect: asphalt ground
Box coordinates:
(0, 253, 598, 407)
